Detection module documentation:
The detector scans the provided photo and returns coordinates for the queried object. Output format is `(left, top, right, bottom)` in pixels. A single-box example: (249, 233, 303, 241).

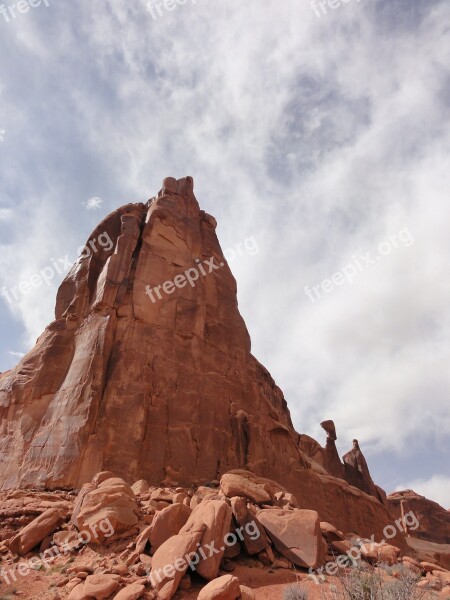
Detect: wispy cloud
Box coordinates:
(0, 0, 448, 504)
(0, 208, 13, 222)
(83, 196, 103, 210)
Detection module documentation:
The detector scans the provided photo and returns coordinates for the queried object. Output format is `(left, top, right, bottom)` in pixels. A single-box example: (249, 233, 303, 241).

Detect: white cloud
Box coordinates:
(83, 197, 103, 210)
(9, 351, 25, 358)
(397, 475, 450, 510)
(0, 208, 13, 221)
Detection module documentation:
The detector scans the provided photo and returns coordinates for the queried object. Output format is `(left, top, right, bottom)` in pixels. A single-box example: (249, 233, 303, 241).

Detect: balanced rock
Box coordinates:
(320, 420, 345, 479)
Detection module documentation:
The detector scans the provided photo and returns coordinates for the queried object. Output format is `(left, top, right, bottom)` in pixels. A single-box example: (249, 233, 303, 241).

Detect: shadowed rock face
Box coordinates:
(0, 177, 406, 546)
(343, 439, 380, 499)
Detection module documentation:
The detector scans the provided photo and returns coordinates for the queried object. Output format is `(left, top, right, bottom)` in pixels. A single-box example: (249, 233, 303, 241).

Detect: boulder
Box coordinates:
(421, 560, 445, 573)
(53, 530, 81, 551)
(190, 486, 219, 509)
(360, 541, 379, 563)
(197, 574, 241, 600)
(150, 527, 205, 600)
(320, 522, 345, 543)
(274, 491, 299, 509)
(172, 492, 188, 504)
(92, 471, 117, 486)
(424, 573, 443, 590)
(9, 507, 67, 556)
(67, 584, 90, 600)
(149, 503, 192, 550)
(113, 582, 145, 600)
(73, 475, 139, 542)
(220, 473, 271, 504)
(329, 539, 353, 555)
(239, 585, 256, 600)
(180, 573, 191, 590)
(131, 480, 150, 495)
(150, 488, 175, 503)
(257, 508, 325, 569)
(377, 543, 401, 565)
(83, 574, 120, 599)
(230, 497, 268, 555)
(402, 555, 422, 571)
(135, 524, 153, 554)
(434, 570, 450, 585)
(180, 498, 232, 580)
(71, 483, 96, 526)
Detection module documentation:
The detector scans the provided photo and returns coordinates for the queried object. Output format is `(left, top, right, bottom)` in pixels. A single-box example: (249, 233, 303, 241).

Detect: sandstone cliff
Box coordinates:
(388, 490, 450, 544)
(0, 177, 405, 545)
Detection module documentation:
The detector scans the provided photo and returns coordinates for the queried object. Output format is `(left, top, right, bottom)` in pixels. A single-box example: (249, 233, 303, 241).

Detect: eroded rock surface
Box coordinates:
(0, 177, 407, 542)
(388, 489, 450, 544)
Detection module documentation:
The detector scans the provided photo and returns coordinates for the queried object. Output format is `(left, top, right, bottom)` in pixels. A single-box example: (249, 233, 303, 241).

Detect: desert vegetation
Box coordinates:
(284, 562, 435, 600)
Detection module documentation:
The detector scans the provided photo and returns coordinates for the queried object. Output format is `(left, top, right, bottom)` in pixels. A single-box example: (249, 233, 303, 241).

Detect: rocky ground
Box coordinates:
(1, 470, 450, 600)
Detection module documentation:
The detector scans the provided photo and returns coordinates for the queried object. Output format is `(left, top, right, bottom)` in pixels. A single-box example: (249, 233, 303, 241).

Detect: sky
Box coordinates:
(0, 0, 449, 507)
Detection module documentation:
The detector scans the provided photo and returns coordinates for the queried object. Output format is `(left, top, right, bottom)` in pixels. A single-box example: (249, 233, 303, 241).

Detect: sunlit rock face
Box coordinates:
(0, 177, 403, 545)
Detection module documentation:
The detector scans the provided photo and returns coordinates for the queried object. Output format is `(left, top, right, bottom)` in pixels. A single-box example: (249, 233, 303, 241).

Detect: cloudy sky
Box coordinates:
(0, 0, 449, 506)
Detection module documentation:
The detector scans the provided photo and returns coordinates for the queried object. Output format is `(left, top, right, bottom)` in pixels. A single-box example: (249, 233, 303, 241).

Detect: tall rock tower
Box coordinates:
(0, 177, 296, 489)
(0, 177, 400, 540)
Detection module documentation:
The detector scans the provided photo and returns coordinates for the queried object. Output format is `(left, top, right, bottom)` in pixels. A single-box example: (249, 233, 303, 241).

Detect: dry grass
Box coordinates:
(283, 562, 435, 600)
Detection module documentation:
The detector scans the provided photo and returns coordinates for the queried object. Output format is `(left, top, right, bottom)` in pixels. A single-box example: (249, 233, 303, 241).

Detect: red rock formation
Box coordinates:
(320, 420, 346, 480)
(343, 439, 382, 501)
(0, 177, 405, 545)
(388, 490, 450, 544)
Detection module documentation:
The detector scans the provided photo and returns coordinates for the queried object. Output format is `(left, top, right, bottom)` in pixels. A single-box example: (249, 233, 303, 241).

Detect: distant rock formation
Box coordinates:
(320, 420, 346, 480)
(343, 439, 381, 499)
(0, 177, 403, 543)
(298, 421, 382, 500)
(388, 489, 450, 544)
